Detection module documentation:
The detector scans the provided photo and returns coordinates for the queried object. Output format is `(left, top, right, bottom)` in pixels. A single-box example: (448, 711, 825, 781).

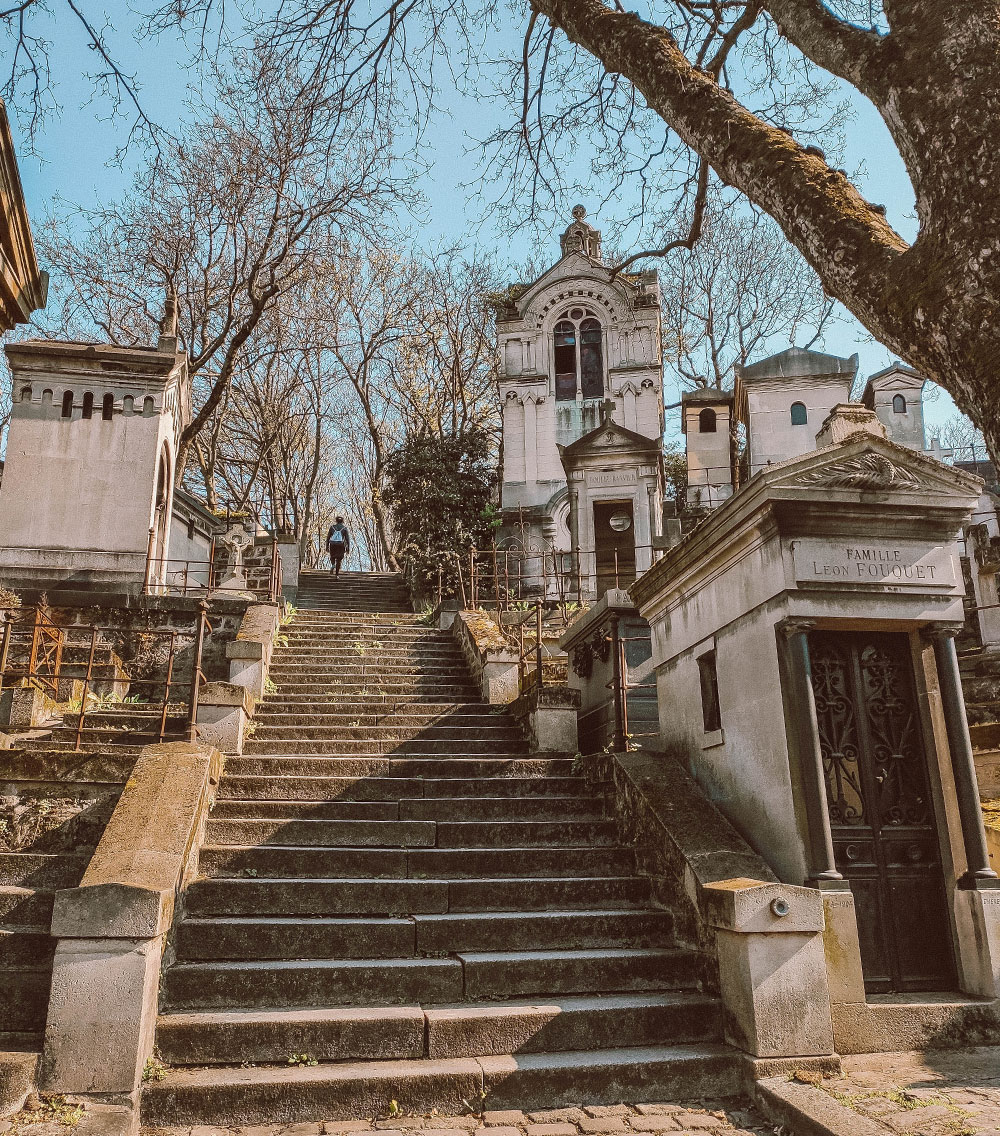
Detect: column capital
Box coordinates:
(777, 617, 817, 640)
(922, 623, 965, 642)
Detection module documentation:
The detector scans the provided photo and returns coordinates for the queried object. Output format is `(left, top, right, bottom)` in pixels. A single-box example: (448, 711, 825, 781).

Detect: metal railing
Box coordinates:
(576, 619, 659, 752)
(0, 602, 210, 750)
(144, 534, 283, 602)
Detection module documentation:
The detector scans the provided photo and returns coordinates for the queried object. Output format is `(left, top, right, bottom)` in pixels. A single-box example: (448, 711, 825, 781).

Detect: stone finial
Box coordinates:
(560, 206, 603, 260)
(157, 289, 179, 353)
(814, 402, 887, 449)
(599, 398, 616, 426)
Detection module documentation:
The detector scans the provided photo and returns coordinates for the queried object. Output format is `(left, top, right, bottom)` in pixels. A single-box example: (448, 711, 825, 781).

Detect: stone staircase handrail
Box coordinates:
(40, 740, 224, 1125)
(449, 609, 520, 704)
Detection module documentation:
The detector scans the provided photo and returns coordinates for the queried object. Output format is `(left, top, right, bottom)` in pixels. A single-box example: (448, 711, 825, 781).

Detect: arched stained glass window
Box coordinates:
(580, 318, 604, 399)
(554, 321, 577, 401)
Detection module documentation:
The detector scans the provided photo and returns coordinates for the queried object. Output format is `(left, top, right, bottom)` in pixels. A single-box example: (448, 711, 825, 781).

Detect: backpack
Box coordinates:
(330, 527, 346, 545)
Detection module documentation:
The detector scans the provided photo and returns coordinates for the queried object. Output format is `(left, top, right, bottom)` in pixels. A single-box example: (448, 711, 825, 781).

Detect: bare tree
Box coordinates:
(36, 43, 410, 483)
(659, 193, 835, 390)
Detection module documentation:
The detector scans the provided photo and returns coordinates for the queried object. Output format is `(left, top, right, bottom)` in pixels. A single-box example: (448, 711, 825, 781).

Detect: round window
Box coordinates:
(569, 307, 585, 320)
(609, 512, 632, 532)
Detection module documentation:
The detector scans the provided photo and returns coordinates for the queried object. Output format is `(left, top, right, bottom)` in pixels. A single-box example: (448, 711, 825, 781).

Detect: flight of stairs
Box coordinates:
(142, 571, 736, 1125)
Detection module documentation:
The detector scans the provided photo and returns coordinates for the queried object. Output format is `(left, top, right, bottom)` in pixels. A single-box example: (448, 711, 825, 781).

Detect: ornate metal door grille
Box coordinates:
(809, 630, 956, 994)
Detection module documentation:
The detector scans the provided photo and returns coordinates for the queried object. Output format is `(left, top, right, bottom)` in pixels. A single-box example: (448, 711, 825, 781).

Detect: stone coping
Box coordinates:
(50, 740, 222, 939)
(558, 591, 637, 653)
(454, 610, 518, 659)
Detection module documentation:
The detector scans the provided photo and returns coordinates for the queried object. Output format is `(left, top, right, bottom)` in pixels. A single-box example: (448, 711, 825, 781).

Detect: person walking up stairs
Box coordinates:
(142, 570, 736, 1124)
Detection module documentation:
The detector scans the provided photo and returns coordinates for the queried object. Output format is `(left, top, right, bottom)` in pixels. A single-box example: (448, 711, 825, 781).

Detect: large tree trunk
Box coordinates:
(530, 0, 1000, 461)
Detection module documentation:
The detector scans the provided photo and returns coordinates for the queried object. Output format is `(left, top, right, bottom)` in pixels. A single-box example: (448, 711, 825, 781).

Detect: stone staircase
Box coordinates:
(142, 571, 736, 1125)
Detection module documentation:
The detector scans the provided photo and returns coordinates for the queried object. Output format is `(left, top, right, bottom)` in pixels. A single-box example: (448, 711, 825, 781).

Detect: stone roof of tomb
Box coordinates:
(738, 345, 858, 383)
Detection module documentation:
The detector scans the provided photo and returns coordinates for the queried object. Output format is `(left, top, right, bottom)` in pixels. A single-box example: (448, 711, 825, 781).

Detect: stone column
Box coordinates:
(523, 396, 538, 484)
(778, 618, 842, 883)
(927, 624, 997, 885)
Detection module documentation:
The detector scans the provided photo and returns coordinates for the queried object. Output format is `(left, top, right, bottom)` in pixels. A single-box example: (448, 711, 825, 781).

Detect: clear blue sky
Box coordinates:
(11, 5, 960, 439)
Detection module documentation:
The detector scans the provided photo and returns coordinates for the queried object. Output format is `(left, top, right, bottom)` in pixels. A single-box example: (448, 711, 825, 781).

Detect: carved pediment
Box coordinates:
(791, 451, 923, 491)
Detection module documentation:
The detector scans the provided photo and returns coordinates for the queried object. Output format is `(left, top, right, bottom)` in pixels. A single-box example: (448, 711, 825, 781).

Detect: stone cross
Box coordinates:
(599, 399, 616, 426)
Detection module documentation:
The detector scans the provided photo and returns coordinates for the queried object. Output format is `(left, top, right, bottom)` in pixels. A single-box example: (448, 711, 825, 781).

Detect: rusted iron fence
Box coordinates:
(144, 534, 283, 602)
(0, 603, 209, 750)
(576, 621, 659, 753)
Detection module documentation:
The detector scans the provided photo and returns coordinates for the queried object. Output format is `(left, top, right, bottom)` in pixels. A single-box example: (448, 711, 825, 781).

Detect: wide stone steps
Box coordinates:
(153, 992, 718, 1067)
(184, 874, 653, 916)
(147, 579, 726, 1123)
(174, 909, 675, 960)
(204, 817, 616, 847)
(140, 1044, 738, 1123)
(215, 774, 590, 800)
(196, 845, 636, 880)
(209, 795, 604, 821)
(161, 947, 700, 1011)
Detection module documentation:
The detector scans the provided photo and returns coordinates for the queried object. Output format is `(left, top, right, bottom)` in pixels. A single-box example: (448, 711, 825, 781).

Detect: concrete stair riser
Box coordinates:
(208, 795, 604, 822)
(228, 756, 562, 775)
(183, 875, 652, 916)
(0, 889, 54, 924)
(0, 928, 53, 967)
(215, 775, 589, 801)
(175, 909, 675, 961)
(195, 846, 637, 881)
(0, 969, 50, 1032)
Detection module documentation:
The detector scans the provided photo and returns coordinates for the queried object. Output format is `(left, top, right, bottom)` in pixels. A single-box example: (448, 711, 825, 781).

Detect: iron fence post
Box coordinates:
(611, 616, 626, 751)
(188, 601, 209, 743)
(75, 627, 98, 752)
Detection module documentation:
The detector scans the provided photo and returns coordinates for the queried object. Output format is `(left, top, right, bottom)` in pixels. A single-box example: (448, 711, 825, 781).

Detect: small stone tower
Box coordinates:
(681, 385, 735, 509)
(0, 306, 190, 591)
(861, 361, 927, 451)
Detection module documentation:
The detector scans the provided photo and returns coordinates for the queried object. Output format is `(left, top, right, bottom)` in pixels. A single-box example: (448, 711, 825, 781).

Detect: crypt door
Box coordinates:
(593, 500, 636, 598)
(808, 630, 956, 994)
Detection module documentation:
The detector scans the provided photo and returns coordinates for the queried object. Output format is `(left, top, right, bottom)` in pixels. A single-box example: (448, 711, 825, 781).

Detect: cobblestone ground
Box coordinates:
(133, 1102, 782, 1136)
(814, 1047, 1000, 1135)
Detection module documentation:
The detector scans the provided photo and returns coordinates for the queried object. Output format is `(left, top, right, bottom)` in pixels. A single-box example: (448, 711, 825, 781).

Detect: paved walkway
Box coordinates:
(814, 1048, 1000, 1135)
(133, 1103, 780, 1136)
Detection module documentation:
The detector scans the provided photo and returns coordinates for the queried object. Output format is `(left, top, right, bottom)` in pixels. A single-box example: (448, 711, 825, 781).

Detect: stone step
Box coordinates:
(204, 817, 614, 848)
(209, 795, 604, 822)
(0, 967, 50, 1033)
(215, 775, 589, 801)
(161, 947, 691, 1012)
(204, 818, 438, 847)
(184, 875, 652, 916)
(226, 758, 561, 778)
(243, 725, 526, 743)
(0, 926, 53, 967)
(284, 634, 452, 646)
(240, 739, 532, 756)
(264, 688, 484, 703)
(139, 1044, 739, 1125)
(253, 712, 511, 729)
(0, 853, 90, 889)
(196, 845, 636, 881)
(267, 681, 481, 697)
(155, 992, 718, 1067)
(277, 645, 465, 659)
(0, 888, 54, 925)
(175, 908, 675, 961)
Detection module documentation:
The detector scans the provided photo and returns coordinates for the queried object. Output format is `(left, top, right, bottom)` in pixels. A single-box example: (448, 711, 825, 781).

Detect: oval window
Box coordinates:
(609, 512, 632, 532)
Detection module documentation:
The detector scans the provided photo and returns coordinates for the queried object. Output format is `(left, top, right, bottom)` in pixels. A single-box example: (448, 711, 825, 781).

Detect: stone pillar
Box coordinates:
(524, 397, 538, 484)
(927, 625, 997, 885)
(778, 619, 842, 883)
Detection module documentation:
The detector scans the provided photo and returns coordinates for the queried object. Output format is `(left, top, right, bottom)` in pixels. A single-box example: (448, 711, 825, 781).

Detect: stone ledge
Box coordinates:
(753, 1076, 888, 1136)
(199, 680, 256, 713)
(703, 877, 825, 934)
(50, 741, 222, 939)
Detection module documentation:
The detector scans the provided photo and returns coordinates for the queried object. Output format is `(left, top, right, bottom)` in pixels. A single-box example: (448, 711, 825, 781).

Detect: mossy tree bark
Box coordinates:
(528, 0, 1000, 460)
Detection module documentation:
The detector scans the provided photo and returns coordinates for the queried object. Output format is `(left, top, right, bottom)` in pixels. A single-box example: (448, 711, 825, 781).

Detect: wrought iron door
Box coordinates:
(808, 630, 956, 993)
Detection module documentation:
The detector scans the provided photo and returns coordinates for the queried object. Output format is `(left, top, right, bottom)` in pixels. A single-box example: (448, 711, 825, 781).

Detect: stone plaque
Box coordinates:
(792, 538, 958, 590)
(588, 471, 637, 486)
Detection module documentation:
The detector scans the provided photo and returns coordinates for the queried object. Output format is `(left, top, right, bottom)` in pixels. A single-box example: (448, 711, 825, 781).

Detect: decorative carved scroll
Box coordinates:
(793, 452, 922, 492)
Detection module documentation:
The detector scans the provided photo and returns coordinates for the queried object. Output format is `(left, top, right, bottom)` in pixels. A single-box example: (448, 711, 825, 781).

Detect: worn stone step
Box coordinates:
(457, 948, 699, 1000)
(425, 993, 720, 1058)
(209, 795, 604, 823)
(260, 698, 490, 714)
(140, 1044, 738, 1125)
(227, 758, 560, 778)
(0, 927, 53, 967)
(0, 853, 90, 889)
(155, 1005, 426, 1066)
(197, 845, 634, 881)
(264, 685, 481, 702)
(162, 956, 465, 1011)
(209, 799, 401, 821)
(240, 742, 535, 759)
(0, 888, 54, 925)
(413, 909, 674, 954)
(398, 796, 603, 822)
(254, 712, 510, 729)
(174, 908, 673, 961)
(175, 916, 417, 961)
(0, 967, 50, 1032)
(277, 646, 464, 660)
(203, 818, 437, 847)
(242, 729, 528, 748)
(184, 875, 651, 916)
(216, 775, 586, 801)
(432, 820, 615, 847)
(269, 661, 468, 676)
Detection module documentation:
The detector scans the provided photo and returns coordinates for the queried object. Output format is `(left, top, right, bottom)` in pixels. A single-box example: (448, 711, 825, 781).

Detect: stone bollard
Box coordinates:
(196, 681, 255, 755)
(702, 877, 835, 1058)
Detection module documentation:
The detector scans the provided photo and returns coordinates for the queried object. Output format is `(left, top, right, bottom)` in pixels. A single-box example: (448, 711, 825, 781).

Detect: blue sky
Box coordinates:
(10, 4, 960, 440)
